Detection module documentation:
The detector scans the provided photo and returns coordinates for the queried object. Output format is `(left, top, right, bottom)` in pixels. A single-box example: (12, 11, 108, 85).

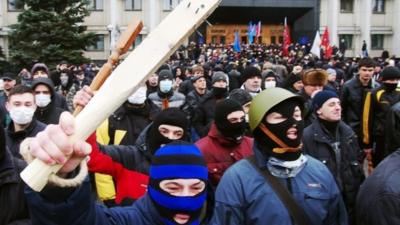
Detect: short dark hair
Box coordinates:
(8, 85, 34, 101)
(358, 57, 376, 69)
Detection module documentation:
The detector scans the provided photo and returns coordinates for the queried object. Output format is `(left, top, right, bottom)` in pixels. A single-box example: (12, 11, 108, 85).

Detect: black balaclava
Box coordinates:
(212, 87, 228, 99)
(253, 99, 304, 161)
(383, 82, 398, 92)
(147, 108, 189, 154)
(214, 99, 246, 144)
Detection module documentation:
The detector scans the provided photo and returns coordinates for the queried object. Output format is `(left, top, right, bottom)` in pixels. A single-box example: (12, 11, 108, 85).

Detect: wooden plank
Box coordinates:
(20, 0, 222, 192)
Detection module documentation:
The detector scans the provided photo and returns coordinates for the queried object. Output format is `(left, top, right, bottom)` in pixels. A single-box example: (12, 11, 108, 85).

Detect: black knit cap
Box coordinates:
(242, 66, 262, 83)
(158, 69, 174, 82)
(381, 66, 400, 80)
(228, 88, 252, 106)
(152, 108, 188, 131)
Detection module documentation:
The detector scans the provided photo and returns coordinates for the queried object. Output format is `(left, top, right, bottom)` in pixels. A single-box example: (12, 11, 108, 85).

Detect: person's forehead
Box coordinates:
(34, 84, 50, 91)
(227, 110, 245, 118)
(322, 98, 340, 106)
(359, 66, 374, 70)
(9, 93, 35, 102)
(159, 124, 183, 131)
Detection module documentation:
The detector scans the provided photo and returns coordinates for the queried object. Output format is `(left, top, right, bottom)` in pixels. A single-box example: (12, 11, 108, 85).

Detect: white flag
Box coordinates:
(310, 31, 321, 58)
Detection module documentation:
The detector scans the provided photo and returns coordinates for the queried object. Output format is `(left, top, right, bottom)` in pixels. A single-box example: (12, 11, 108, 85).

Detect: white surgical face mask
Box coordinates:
(9, 106, 35, 125)
(159, 80, 173, 93)
(128, 87, 147, 105)
(264, 81, 276, 89)
(60, 74, 69, 86)
(35, 94, 51, 107)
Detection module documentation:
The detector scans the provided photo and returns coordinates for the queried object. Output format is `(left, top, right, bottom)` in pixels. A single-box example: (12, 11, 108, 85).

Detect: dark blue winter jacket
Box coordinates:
(25, 177, 167, 225)
(209, 144, 348, 225)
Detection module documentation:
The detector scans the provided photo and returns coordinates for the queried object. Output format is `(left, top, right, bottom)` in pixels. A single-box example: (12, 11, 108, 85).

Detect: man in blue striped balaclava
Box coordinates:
(148, 141, 208, 225)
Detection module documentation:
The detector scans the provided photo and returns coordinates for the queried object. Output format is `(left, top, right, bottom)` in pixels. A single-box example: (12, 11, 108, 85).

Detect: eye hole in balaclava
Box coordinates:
(214, 99, 246, 144)
(147, 108, 189, 154)
(253, 98, 304, 161)
(148, 141, 208, 225)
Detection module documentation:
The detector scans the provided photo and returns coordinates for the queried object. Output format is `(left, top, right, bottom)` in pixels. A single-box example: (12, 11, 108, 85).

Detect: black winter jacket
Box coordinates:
(5, 119, 46, 159)
(98, 100, 160, 146)
(0, 150, 30, 225)
(356, 149, 400, 225)
(340, 76, 376, 140)
(302, 119, 365, 223)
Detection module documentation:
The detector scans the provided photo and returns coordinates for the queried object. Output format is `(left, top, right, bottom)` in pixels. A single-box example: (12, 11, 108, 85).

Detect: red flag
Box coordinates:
(256, 21, 261, 38)
(282, 17, 291, 56)
(321, 26, 332, 59)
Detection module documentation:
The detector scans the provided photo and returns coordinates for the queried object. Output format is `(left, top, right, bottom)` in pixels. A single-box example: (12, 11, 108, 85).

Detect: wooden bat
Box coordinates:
(21, 0, 222, 192)
(73, 21, 144, 116)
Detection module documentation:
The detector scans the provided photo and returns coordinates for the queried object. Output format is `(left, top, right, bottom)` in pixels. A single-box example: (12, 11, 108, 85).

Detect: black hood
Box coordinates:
(31, 77, 55, 98)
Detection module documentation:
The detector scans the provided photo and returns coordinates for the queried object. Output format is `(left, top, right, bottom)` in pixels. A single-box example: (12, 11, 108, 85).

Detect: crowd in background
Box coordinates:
(2, 41, 400, 225)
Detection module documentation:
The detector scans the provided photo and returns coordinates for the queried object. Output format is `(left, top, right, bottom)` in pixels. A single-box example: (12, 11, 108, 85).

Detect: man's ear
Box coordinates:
(316, 109, 322, 115)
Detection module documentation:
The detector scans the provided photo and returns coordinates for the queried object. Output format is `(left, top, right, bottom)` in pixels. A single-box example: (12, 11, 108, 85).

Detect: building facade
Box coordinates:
(0, 0, 399, 61)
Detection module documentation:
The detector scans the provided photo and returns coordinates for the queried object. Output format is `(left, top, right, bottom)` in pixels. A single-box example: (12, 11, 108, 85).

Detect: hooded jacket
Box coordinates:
(195, 123, 253, 188)
(31, 78, 66, 125)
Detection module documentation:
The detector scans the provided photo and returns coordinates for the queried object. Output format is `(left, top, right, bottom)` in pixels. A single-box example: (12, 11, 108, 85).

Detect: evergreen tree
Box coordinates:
(9, 0, 96, 69)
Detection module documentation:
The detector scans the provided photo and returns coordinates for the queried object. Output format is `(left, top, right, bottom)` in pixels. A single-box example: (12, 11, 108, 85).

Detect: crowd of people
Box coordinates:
(1, 42, 400, 225)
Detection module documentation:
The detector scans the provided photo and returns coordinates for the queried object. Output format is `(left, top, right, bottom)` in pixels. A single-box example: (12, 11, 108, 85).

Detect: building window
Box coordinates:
(130, 34, 143, 49)
(88, 0, 103, 11)
(340, 0, 353, 13)
(279, 36, 284, 44)
(371, 34, 384, 50)
(339, 34, 353, 49)
(163, 0, 182, 11)
(271, 36, 276, 44)
(8, 0, 24, 11)
(125, 0, 142, 10)
(211, 36, 217, 44)
(87, 35, 105, 51)
(220, 36, 226, 45)
(372, 0, 385, 13)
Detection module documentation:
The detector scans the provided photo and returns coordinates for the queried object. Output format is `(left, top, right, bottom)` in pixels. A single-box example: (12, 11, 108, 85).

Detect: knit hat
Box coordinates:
(31, 63, 49, 76)
(242, 66, 262, 83)
(228, 88, 252, 106)
(262, 70, 277, 80)
(312, 90, 339, 111)
(147, 108, 189, 154)
(191, 75, 205, 83)
(212, 71, 228, 84)
(302, 69, 328, 86)
(158, 69, 174, 81)
(380, 66, 400, 80)
(149, 141, 208, 225)
(326, 68, 337, 76)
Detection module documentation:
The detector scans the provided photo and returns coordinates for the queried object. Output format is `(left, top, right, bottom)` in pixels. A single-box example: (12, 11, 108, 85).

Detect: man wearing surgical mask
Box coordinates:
(31, 78, 65, 125)
(148, 69, 186, 110)
(5, 85, 46, 158)
(262, 71, 278, 89)
(97, 86, 160, 146)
